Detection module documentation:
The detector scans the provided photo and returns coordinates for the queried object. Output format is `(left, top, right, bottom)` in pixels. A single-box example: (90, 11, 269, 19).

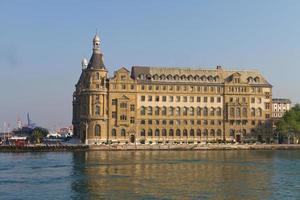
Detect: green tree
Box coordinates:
(31, 127, 49, 143)
(276, 104, 300, 143)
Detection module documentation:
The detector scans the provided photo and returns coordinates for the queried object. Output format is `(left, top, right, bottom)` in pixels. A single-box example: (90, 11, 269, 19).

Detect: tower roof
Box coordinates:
(87, 34, 106, 69)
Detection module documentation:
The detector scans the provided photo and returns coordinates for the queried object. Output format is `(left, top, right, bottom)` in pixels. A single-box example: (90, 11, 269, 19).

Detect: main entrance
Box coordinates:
(130, 135, 135, 143)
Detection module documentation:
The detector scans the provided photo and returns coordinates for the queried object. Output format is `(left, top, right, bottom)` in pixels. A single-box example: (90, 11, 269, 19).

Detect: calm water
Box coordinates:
(1, 150, 300, 200)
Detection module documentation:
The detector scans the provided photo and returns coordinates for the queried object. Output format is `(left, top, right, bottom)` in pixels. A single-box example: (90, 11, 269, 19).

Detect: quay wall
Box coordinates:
(0, 145, 88, 152)
(2, 144, 300, 152)
(89, 144, 300, 151)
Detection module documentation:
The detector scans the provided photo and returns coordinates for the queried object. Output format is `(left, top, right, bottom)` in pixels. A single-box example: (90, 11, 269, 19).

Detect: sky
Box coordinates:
(0, 0, 300, 130)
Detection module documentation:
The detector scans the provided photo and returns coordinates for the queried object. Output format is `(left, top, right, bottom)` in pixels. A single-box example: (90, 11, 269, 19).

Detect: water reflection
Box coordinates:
(71, 151, 280, 199)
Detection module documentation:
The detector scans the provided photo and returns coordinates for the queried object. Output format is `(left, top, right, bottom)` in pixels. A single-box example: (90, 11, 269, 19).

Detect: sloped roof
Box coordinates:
(87, 53, 105, 69)
(131, 66, 271, 86)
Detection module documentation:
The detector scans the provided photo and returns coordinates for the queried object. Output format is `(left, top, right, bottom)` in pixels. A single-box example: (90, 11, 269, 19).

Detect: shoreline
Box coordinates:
(1, 144, 300, 152)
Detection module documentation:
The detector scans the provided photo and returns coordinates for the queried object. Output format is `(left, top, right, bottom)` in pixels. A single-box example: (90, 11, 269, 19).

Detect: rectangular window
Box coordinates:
(190, 96, 194, 102)
(169, 96, 174, 102)
(197, 97, 201, 102)
(121, 75, 126, 81)
(130, 105, 135, 111)
(141, 120, 145, 125)
(156, 85, 159, 90)
(148, 120, 152, 125)
(183, 96, 187, 102)
(130, 117, 135, 124)
(141, 96, 145, 101)
(112, 99, 117, 105)
(217, 97, 221, 103)
(162, 96, 167, 102)
(162, 86, 166, 90)
(251, 98, 255, 103)
(204, 97, 207, 102)
(141, 85, 145, 90)
(169, 86, 173, 91)
(176, 96, 180, 102)
(120, 102, 127, 108)
(121, 84, 126, 90)
(131, 85, 134, 90)
(155, 96, 160, 102)
(96, 95, 100, 101)
(112, 112, 116, 119)
(148, 96, 152, 102)
(148, 85, 152, 90)
(210, 97, 214, 103)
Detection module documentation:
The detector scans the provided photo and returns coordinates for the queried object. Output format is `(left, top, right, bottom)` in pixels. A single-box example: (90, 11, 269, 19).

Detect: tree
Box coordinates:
(31, 127, 49, 143)
(276, 104, 300, 143)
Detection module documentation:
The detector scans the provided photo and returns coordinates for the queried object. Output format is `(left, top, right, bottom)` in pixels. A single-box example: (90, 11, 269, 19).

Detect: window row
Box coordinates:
(141, 95, 222, 103)
(138, 74, 220, 82)
(140, 128, 223, 137)
(140, 106, 222, 116)
(140, 85, 222, 93)
(140, 119, 222, 126)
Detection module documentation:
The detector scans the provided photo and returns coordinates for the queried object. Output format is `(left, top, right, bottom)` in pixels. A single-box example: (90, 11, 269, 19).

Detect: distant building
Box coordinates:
(272, 98, 292, 119)
(73, 34, 273, 145)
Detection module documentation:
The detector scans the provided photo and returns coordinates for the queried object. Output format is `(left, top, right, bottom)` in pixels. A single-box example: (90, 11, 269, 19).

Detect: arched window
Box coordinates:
(141, 106, 146, 115)
(217, 107, 222, 116)
(210, 129, 215, 136)
(251, 108, 255, 117)
(217, 129, 222, 136)
(210, 107, 215, 116)
(140, 129, 145, 136)
(203, 107, 208, 116)
(169, 129, 174, 136)
(242, 129, 247, 136)
(95, 105, 100, 115)
(236, 107, 241, 117)
(197, 129, 201, 136)
(112, 128, 116, 137)
(121, 129, 126, 136)
(96, 72, 100, 80)
(203, 129, 208, 136)
(162, 129, 167, 136)
(148, 129, 153, 136)
(95, 125, 101, 136)
(183, 129, 188, 136)
(162, 106, 167, 115)
(176, 129, 181, 136)
(155, 106, 160, 115)
(155, 129, 160, 136)
(197, 107, 201, 116)
(242, 107, 247, 117)
(230, 129, 235, 137)
(148, 106, 153, 115)
(258, 108, 262, 117)
(169, 107, 174, 116)
(183, 107, 188, 116)
(230, 107, 235, 117)
(190, 129, 195, 136)
(176, 107, 181, 116)
(190, 107, 194, 116)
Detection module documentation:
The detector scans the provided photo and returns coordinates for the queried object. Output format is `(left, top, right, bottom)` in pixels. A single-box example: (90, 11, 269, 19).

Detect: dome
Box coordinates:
(81, 57, 88, 69)
(93, 34, 100, 42)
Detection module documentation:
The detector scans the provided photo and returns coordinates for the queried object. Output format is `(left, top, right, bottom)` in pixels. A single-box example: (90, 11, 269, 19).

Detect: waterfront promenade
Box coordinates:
(2, 143, 300, 152)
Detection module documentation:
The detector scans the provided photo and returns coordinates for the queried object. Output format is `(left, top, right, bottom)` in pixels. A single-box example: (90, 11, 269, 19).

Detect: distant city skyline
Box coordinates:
(1, 0, 300, 128)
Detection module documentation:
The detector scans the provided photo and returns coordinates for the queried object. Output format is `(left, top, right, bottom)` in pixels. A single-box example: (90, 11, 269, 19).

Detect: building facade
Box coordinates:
(272, 98, 292, 119)
(73, 35, 273, 145)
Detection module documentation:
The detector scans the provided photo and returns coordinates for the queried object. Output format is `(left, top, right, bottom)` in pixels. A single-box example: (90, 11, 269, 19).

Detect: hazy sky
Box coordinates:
(0, 0, 300, 130)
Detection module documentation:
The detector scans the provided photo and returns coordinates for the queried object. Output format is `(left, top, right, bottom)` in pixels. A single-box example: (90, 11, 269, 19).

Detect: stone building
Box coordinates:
(272, 98, 292, 118)
(73, 34, 273, 145)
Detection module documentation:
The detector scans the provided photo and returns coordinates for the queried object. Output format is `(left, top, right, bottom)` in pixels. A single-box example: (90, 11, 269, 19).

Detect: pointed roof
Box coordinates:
(87, 53, 105, 69)
(87, 34, 106, 69)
